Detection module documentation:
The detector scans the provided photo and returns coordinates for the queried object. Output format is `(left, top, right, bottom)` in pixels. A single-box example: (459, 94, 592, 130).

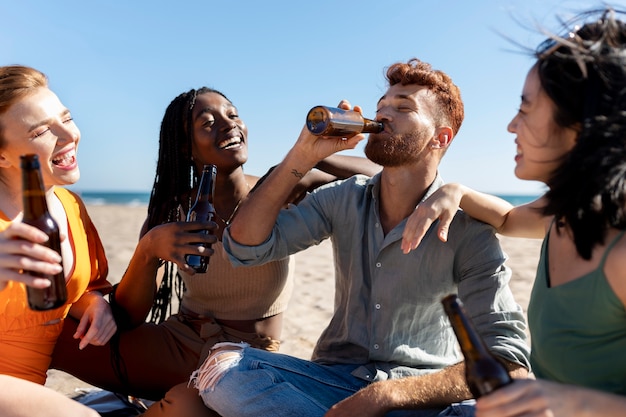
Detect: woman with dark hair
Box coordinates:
(51, 87, 379, 415)
(402, 7, 626, 416)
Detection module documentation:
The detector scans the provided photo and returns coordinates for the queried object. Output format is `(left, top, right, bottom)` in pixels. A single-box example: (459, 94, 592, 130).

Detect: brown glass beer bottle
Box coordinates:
(306, 105, 383, 136)
(20, 154, 68, 311)
(441, 294, 513, 397)
(185, 164, 217, 273)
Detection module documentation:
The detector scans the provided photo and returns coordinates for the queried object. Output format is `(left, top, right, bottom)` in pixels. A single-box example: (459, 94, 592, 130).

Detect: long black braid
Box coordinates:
(146, 87, 229, 323)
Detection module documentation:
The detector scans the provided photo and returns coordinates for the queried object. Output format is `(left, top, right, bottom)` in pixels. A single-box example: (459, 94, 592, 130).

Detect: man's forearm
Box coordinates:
(373, 361, 526, 412)
(382, 363, 471, 411)
(229, 147, 317, 245)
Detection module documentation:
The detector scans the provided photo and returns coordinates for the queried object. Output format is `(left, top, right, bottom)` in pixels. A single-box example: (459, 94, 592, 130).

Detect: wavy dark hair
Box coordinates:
(146, 87, 229, 323)
(535, 8, 626, 259)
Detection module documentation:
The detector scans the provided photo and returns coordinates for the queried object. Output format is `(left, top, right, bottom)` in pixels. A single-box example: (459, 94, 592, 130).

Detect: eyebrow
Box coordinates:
(377, 93, 413, 105)
(194, 104, 236, 121)
(194, 108, 214, 120)
(27, 108, 71, 132)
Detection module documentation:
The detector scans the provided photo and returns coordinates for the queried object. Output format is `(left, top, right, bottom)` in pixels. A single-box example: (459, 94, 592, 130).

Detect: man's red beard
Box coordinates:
(365, 131, 426, 166)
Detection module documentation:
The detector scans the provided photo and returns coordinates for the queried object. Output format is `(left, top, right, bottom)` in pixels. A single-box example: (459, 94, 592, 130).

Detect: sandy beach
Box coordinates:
(46, 204, 543, 396)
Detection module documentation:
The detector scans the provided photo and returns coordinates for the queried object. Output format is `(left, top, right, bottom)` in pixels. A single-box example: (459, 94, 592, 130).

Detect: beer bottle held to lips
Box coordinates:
(441, 294, 513, 397)
(20, 154, 68, 311)
(306, 105, 383, 136)
(185, 164, 217, 273)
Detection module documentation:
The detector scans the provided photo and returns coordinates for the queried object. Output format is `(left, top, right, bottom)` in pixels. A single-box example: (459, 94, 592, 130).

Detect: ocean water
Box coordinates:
(76, 190, 539, 207)
(78, 191, 151, 206)
(495, 194, 539, 206)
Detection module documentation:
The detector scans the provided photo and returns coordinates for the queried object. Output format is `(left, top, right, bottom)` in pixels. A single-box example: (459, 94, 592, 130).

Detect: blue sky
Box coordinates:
(2, 0, 621, 196)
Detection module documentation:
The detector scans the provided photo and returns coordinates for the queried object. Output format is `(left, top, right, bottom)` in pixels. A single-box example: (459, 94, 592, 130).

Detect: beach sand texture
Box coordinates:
(46, 204, 542, 396)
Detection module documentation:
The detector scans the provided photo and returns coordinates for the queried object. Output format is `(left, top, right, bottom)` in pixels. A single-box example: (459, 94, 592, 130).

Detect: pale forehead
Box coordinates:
(381, 83, 429, 102)
(521, 66, 545, 104)
(378, 84, 436, 120)
(2, 87, 65, 123)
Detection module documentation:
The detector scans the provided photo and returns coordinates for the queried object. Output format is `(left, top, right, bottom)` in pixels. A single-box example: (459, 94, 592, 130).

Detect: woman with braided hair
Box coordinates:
(51, 87, 380, 416)
(401, 7, 626, 416)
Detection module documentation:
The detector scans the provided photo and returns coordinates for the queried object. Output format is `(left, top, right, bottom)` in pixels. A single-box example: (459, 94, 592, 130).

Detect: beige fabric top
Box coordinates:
(180, 241, 295, 320)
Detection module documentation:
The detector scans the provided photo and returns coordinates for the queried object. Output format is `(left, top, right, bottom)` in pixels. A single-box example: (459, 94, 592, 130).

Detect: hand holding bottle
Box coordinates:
(442, 294, 513, 398)
(290, 100, 369, 170)
(186, 165, 218, 273)
(20, 154, 67, 310)
(0, 221, 64, 291)
(475, 378, 626, 417)
(306, 103, 383, 136)
(228, 100, 369, 248)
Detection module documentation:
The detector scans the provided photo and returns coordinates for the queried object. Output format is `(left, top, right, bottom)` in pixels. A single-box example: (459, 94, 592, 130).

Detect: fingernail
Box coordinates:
(32, 278, 51, 288)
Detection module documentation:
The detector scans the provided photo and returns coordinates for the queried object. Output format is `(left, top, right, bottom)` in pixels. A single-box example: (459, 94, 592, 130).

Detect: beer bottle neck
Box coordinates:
(362, 118, 383, 133)
(196, 167, 216, 202)
(450, 312, 492, 361)
(442, 295, 492, 362)
(22, 165, 50, 219)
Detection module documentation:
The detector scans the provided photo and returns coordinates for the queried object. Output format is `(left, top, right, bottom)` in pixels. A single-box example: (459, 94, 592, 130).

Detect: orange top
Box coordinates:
(0, 187, 111, 384)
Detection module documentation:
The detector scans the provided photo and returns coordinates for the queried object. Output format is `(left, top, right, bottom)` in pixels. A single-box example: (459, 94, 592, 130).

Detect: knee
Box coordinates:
(190, 342, 247, 394)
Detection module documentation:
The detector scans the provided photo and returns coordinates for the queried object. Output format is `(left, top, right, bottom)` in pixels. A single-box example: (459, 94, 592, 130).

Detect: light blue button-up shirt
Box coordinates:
(223, 173, 530, 381)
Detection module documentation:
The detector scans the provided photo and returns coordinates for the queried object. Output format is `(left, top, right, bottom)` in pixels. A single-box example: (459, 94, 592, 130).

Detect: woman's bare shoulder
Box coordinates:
(604, 230, 626, 307)
(244, 173, 261, 188)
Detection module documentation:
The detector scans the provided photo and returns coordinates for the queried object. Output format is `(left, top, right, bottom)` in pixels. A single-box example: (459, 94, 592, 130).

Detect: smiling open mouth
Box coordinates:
(218, 136, 242, 150)
(52, 149, 76, 167)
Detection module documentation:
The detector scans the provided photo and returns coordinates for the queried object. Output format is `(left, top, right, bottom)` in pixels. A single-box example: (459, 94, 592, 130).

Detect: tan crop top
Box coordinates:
(179, 241, 294, 320)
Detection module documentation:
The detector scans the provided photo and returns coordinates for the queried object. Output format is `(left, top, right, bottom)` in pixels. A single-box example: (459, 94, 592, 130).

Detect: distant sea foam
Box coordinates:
(76, 191, 539, 207)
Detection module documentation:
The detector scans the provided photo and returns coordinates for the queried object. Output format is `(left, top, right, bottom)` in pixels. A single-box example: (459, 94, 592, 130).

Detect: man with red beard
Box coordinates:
(192, 58, 530, 417)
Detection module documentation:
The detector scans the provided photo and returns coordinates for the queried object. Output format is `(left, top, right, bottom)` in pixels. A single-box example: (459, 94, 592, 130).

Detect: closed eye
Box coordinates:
(33, 127, 51, 138)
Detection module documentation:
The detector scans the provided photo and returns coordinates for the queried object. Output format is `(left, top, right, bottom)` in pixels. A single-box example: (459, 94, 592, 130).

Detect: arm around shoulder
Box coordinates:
(451, 185, 550, 239)
(403, 184, 547, 254)
(453, 184, 547, 238)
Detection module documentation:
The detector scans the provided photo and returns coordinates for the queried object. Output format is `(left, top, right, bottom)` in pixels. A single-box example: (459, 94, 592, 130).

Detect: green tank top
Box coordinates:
(528, 229, 626, 394)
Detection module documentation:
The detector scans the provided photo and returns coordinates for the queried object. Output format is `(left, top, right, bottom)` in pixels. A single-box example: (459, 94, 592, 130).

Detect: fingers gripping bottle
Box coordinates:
(20, 154, 68, 311)
(185, 164, 217, 273)
(441, 294, 513, 397)
(306, 106, 383, 136)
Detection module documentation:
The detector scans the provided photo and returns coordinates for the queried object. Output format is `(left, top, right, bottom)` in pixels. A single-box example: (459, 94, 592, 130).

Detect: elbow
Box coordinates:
(495, 210, 513, 234)
(227, 224, 269, 247)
